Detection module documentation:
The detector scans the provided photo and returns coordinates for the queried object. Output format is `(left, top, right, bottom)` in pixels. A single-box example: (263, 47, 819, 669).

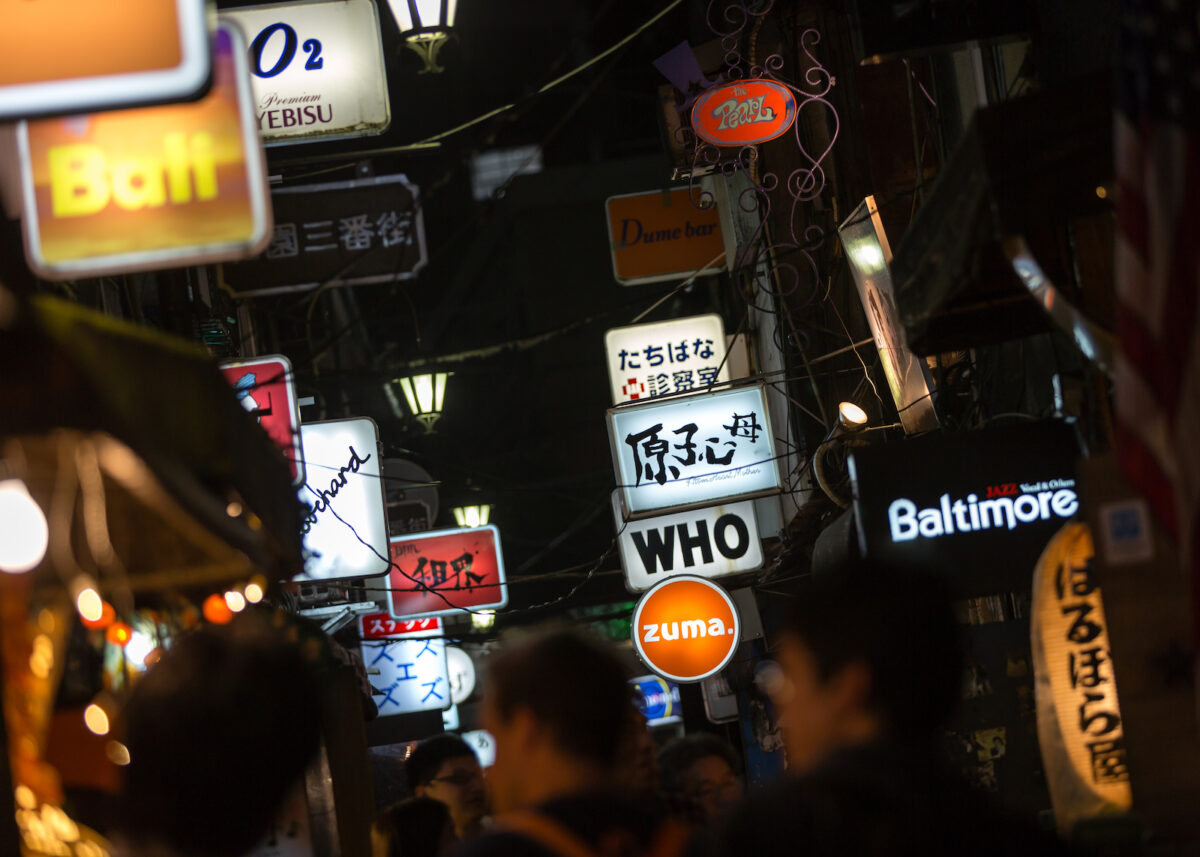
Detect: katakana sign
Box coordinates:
(604, 314, 728, 404)
(359, 615, 451, 715)
(609, 385, 782, 520)
(384, 525, 508, 619)
(220, 173, 427, 297)
(360, 613, 442, 640)
(220, 354, 305, 486)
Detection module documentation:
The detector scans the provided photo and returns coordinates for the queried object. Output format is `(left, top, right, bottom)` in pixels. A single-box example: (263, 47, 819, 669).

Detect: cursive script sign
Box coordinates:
(300, 445, 371, 534)
(690, 79, 797, 147)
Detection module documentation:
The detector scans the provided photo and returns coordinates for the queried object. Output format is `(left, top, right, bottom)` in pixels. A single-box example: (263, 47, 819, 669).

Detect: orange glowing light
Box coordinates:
(631, 576, 740, 683)
(105, 622, 132, 646)
(81, 600, 116, 630)
(202, 593, 234, 624)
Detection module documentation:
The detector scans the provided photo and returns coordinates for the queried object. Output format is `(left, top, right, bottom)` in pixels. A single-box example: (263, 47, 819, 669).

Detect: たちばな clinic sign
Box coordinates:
(220, 0, 390, 145)
(609, 384, 782, 520)
(604, 314, 728, 405)
(633, 576, 740, 683)
(17, 23, 271, 280)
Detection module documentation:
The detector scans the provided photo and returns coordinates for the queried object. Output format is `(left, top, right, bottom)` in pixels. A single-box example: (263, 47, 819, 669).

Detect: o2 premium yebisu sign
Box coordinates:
(297, 418, 389, 581)
(17, 23, 271, 280)
(609, 384, 782, 520)
(221, 0, 390, 145)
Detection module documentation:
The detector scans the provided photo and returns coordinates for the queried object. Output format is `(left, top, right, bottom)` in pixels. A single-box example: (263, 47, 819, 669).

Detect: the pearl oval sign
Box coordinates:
(690, 79, 797, 147)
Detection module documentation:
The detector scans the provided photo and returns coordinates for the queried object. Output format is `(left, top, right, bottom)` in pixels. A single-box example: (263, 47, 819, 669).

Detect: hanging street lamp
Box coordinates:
(386, 0, 458, 74)
(394, 372, 450, 431)
(452, 504, 491, 528)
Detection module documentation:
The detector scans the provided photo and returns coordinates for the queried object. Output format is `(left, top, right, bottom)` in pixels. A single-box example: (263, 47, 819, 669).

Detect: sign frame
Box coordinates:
(382, 524, 509, 620)
(609, 384, 783, 521)
(612, 493, 763, 592)
(632, 574, 741, 684)
(17, 22, 272, 281)
(220, 0, 391, 146)
(0, 0, 211, 122)
(220, 354, 305, 486)
(297, 416, 389, 582)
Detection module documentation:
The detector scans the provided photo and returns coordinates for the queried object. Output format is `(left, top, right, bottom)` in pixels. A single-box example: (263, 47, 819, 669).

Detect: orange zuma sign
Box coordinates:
(606, 188, 724, 285)
(632, 576, 740, 683)
(17, 23, 270, 280)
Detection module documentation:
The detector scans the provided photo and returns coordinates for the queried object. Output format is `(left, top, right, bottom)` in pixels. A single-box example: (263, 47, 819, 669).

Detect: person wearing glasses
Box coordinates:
(658, 733, 744, 824)
(406, 735, 488, 841)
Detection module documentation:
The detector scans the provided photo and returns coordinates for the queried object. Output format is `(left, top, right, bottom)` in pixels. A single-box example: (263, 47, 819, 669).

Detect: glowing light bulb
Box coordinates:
(105, 741, 130, 766)
(0, 479, 49, 573)
(203, 593, 233, 625)
(838, 401, 868, 429)
(76, 587, 103, 624)
(471, 610, 496, 631)
(83, 703, 109, 736)
(224, 590, 246, 613)
(244, 582, 264, 604)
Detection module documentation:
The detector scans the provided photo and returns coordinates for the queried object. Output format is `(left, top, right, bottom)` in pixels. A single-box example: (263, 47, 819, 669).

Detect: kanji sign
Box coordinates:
(220, 173, 427, 297)
(605, 314, 728, 404)
(613, 494, 762, 592)
(609, 384, 782, 520)
(384, 526, 508, 619)
(690, 79, 797, 148)
(360, 632, 452, 715)
(297, 418, 389, 581)
(220, 354, 305, 486)
(17, 23, 271, 280)
(0, 0, 209, 121)
(221, 0, 390, 146)
(632, 575, 740, 683)
(360, 613, 442, 640)
(605, 187, 725, 285)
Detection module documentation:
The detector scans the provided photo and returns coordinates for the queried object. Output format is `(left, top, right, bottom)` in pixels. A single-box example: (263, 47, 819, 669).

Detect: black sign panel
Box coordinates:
(221, 174, 427, 297)
(849, 421, 1079, 596)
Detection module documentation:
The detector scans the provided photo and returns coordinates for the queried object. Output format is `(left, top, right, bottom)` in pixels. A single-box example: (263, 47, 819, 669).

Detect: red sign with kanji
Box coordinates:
(387, 525, 507, 619)
(360, 612, 443, 640)
(220, 354, 305, 485)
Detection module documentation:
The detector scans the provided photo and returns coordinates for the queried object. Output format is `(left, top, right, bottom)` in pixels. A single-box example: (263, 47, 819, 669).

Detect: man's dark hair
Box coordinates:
(116, 611, 322, 857)
(405, 734, 477, 790)
(487, 627, 630, 769)
(782, 563, 964, 737)
(374, 797, 451, 857)
(658, 733, 741, 794)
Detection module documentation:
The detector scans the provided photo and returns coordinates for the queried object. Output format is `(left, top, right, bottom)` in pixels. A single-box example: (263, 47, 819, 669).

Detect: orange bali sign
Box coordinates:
(17, 23, 271, 280)
(0, 0, 209, 121)
(605, 187, 724, 286)
(691, 79, 797, 148)
(632, 575, 740, 683)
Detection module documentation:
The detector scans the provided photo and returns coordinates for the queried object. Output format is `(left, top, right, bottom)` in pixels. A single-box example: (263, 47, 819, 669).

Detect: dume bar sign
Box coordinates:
(17, 23, 271, 280)
(605, 187, 724, 286)
(848, 421, 1080, 597)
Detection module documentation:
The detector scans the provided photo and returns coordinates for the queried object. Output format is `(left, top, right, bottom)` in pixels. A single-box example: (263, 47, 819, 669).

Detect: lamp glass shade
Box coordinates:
(453, 505, 491, 528)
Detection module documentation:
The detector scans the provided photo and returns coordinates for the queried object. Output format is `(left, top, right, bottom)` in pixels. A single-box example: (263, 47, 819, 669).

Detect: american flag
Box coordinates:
(1114, 1, 1200, 634)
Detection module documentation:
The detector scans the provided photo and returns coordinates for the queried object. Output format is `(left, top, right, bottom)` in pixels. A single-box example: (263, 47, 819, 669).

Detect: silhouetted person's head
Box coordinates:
(769, 564, 962, 774)
(116, 611, 322, 857)
(658, 733, 743, 822)
(372, 797, 455, 857)
(482, 627, 630, 814)
(405, 734, 485, 839)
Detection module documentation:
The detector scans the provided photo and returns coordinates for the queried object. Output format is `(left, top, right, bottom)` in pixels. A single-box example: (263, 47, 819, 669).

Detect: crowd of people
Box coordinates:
(107, 560, 1073, 857)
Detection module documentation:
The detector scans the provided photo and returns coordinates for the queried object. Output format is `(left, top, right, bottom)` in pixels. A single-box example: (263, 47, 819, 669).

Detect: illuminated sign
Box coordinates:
(690, 79, 797, 147)
(18, 23, 271, 280)
(446, 646, 477, 705)
(220, 173, 427, 297)
(462, 730, 496, 768)
(220, 355, 305, 486)
(383, 526, 508, 619)
(609, 384, 782, 520)
(632, 575, 740, 683)
(297, 418, 388, 581)
(605, 187, 725, 285)
(604, 314, 728, 404)
(359, 616, 452, 715)
(1032, 523, 1131, 830)
(360, 613, 443, 639)
(0, 0, 209, 121)
(221, 0, 390, 145)
(849, 421, 1080, 596)
(631, 674, 683, 727)
(613, 494, 762, 592)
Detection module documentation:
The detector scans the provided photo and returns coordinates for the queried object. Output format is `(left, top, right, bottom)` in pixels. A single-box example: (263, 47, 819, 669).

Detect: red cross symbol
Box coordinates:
(622, 377, 645, 400)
